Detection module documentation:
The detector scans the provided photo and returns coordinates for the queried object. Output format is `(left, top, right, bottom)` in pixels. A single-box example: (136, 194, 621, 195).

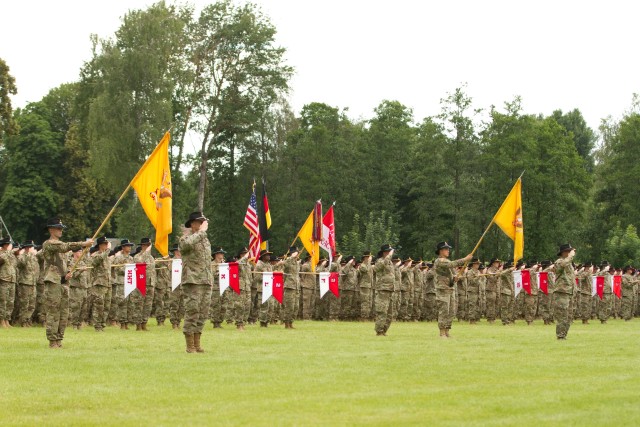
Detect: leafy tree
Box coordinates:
(340, 212, 399, 258)
(603, 223, 640, 267)
(0, 57, 18, 146)
(551, 109, 597, 172)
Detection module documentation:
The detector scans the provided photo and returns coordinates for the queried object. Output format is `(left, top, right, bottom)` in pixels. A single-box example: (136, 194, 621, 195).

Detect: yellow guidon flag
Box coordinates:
(130, 132, 173, 256)
(492, 177, 523, 262)
(294, 208, 320, 272)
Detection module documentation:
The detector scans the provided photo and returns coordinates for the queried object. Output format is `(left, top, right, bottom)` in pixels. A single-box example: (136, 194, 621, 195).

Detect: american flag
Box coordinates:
(243, 184, 261, 261)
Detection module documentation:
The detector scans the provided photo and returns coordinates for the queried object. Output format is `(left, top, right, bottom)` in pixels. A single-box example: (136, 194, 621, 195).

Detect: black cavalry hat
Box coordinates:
(258, 249, 272, 259)
(362, 250, 373, 257)
(46, 217, 67, 229)
(470, 257, 481, 264)
(288, 246, 300, 255)
(237, 247, 249, 257)
(0, 237, 11, 246)
(624, 265, 634, 272)
(184, 211, 208, 228)
(435, 241, 453, 255)
(557, 243, 574, 256)
(212, 246, 226, 255)
(170, 244, 180, 253)
(380, 244, 394, 252)
(139, 237, 152, 246)
(22, 240, 36, 248)
(96, 236, 109, 245)
(343, 255, 355, 263)
(490, 258, 501, 265)
(120, 239, 135, 247)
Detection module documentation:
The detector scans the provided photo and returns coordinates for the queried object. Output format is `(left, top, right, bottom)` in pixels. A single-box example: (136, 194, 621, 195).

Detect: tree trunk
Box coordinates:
(197, 131, 211, 211)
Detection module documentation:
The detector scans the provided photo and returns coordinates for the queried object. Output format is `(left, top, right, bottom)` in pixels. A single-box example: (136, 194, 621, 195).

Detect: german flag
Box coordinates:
(259, 176, 271, 249)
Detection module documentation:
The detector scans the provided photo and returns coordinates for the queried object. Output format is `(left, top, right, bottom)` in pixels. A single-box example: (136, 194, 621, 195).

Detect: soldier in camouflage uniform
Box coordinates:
(112, 239, 134, 330)
(398, 258, 413, 321)
(358, 252, 374, 320)
(233, 247, 252, 330)
(42, 217, 93, 347)
(539, 260, 555, 324)
(314, 258, 329, 320)
(68, 248, 89, 329)
(466, 258, 482, 324)
(412, 260, 423, 321)
(621, 266, 636, 321)
(254, 249, 273, 327)
(597, 262, 612, 324)
(33, 247, 46, 326)
(16, 240, 39, 326)
(210, 246, 226, 328)
(168, 245, 185, 329)
(326, 253, 342, 321)
(153, 248, 171, 326)
(423, 263, 436, 321)
(485, 259, 501, 323)
(132, 238, 156, 331)
(553, 244, 576, 340)
(0, 237, 17, 328)
(392, 254, 402, 321)
(524, 261, 539, 325)
(433, 242, 472, 338)
(499, 261, 516, 325)
(89, 236, 112, 332)
(578, 262, 594, 324)
(374, 244, 397, 336)
(180, 212, 212, 353)
(299, 256, 316, 320)
(282, 246, 301, 329)
(340, 255, 357, 321)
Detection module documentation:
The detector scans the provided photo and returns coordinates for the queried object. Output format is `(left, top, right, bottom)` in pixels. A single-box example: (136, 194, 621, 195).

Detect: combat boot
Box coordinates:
(172, 323, 179, 330)
(184, 333, 196, 353)
(445, 329, 452, 338)
(439, 328, 447, 338)
(289, 322, 295, 329)
(56, 340, 63, 348)
(213, 322, 222, 329)
(582, 319, 589, 324)
(120, 323, 127, 330)
(157, 319, 165, 326)
(284, 323, 290, 329)
(136, 324, 142, 331)
(193, 333, 204, 353)
(236, 324, 245, 331)
(141, 322, 148, 331)
(260, 321, 268, 328)
(49, 341, 57, 349)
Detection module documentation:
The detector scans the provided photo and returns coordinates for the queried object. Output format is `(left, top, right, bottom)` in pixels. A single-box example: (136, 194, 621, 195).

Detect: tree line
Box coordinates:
(1, 0, 639, 266)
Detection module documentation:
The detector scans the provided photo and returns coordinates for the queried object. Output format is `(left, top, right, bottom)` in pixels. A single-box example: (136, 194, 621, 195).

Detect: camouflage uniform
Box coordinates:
(169, 259, 185, 328)
(33, 251, 46, 324)
(210, 261, 223, 327)
(154, 257, 171, 325)
(89, 250, 111, 331)
(112, 253, 134, 325)
(179, 230, 213, 335)
(233, 258, 252, 326)
(456, 272, 468, 321)
(340, 262, 357, 320)
(374, 255, 396, 335)
(42, 239, 84, 344)
(434, 256, 466, 333)
(539, 266, 555, 324)
(326, 262, 341, 321)
(524, 269, 538, 323)
(399, 265, 413, 321)
(423, 269, 436, 321)
(412, 266, 423, 320)
(133, 249, 156, 327)
(466, 268, 481, 322)
(597, 271, 613, 323)
(358, 261, 373, 320)
(253, 259, 272, 325)
(0, 249, 17, 324)
(621, 273, 636, 321)
(16, 251, 39, 325)
(485, 267, 500, 322)
(68, 257, 89, 328)
(282, 256, 300, 326)
(499, 269, 514, 325)
(553, 254, 575, 339)
(578, 269, 593, 322)
(299, 261, 316, 320)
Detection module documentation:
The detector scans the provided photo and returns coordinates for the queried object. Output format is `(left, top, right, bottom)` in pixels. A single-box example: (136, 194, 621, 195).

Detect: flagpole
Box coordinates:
(70, 131, 173, 273)
(458, 171, 525, 275)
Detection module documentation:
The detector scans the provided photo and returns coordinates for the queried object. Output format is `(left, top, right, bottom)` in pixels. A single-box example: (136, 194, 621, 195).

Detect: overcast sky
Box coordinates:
(2, 0, 638, 132)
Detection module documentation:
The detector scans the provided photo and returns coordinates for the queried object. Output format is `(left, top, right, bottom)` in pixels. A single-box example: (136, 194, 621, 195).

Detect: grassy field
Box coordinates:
(0, 319, 639, 426)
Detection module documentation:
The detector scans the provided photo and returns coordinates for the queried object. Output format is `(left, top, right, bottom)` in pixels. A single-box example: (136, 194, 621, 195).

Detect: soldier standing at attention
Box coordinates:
(282, 246, 301, 329)
(466, 258, 482, 324)
(399, 257, 413, 321)
(180, 212, 212, 353)
(358, 251, 374, 321)
(578, 262, 594, 324)
(168, 245, 185, 330)
(90, 236, 112, 332)
(153, 247, 172, 327)
(254, 249, 273, 327)
(374, 244, 397, 336)
(553, 244, 576, 340)
(68, 248, 89, 330)
(423, 263, 436, 321)
(524, 261, 539, 325)
(210, 246, 226, 328)
(597, 261, 612, 324)
(0, 237, 17, 328)
(340, 255, 357, 321)
(134, 238, 156, 331)
(112, 239, 134, 330)
(16, 240, 39, 327)
(327, 253, 343, 321)
(33, 246, 46, 326)
(433, 242, 472, 338)
(621, 266, 636, 321)
(485, 259, 501, 323)
(234, 247, 252, 330)
(539, 260, 555, 325)
(499, 261, 516, 325)
(41, 217, 93, 347)
(299, 256, 315, 320)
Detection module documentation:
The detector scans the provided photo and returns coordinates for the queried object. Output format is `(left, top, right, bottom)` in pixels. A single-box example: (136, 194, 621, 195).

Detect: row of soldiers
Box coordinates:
(2, 233, 639, 341)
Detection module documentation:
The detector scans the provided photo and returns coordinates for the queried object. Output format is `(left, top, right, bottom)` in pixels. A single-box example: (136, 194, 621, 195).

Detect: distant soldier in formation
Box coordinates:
(133, 237, 156, 331)
(254, 249, 273, 327)
(340, 255, 357, 321)
(282, 246, 300, 329)
(299, 255, 316, 320)
(374, 244, 397, 336)
(358, 251, 374, 320)
(620, 265, 636, 321)
(210, 246, 226, 328)
(68, 247, 90, 329)
(578, 262, 594, 324)
(539, 260, 555, 325)
(90, 236, 112, 332)
(153, 246, 172, 327)
(597, 261, 612, 324)
(16, 240, 39, 326)
(233, 247, 252, 330)
(423, 262, 436, 321)
(485, 258, 501, 323)
(499, 260, 515, 325)
(112, 239, 134, 329)
(524, 261, 539, 325)
(466, 258, 482, 324)
(0, 237, 16, 328)
(168, 245, 184, 329)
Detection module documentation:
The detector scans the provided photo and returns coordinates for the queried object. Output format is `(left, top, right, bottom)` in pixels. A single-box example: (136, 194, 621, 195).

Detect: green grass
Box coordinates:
(0, 319, 639, 426)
